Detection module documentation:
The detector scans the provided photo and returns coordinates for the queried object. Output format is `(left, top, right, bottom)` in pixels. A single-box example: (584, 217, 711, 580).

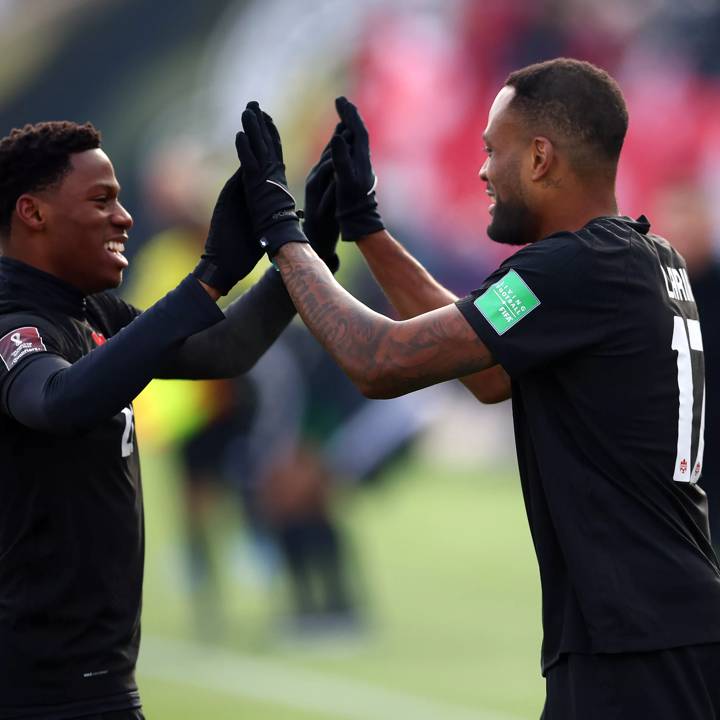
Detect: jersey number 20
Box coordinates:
(671, 316, 705, 483)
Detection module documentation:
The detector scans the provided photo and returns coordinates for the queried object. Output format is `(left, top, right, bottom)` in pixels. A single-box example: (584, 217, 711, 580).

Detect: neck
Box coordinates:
(2, 235, 73, 290)
(535, 184, 618, 241)
(3, 236, 49, 273)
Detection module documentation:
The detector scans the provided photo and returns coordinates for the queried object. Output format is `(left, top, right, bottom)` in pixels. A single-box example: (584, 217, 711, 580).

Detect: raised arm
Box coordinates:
(234, 104, 497, 399)
(329, 97, 510, 403)
(2, 276, 226, 434)
(273, 242, 495, 398)
(354, 230, 511, 403)
(155, 267, 296, 379)
(158, 127, 343, 380)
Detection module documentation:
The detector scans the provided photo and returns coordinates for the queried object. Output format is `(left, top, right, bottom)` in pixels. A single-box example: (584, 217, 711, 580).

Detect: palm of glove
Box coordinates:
(193, 168, 264, 295)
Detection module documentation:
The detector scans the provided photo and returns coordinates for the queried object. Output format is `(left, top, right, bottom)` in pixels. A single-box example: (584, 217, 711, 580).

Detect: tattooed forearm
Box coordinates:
(275, 244, 495, 398)
(276, 244, 390, 375)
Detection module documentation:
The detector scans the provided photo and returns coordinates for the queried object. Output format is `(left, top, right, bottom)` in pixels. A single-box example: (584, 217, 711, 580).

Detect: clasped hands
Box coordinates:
(193, 97, 384, 295)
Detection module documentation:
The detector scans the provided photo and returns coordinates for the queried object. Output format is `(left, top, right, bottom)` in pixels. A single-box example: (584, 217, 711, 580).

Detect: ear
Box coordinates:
(15, 194, 46, 231)
(530, 136, 554, 181)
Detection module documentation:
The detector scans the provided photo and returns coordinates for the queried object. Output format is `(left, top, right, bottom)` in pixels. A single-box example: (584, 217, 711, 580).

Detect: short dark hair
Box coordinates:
(0, 121, 101, 235)
(505, 58, 628, 174)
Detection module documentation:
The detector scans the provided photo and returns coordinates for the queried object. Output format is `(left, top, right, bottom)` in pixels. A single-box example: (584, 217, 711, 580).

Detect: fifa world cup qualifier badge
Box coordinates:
(0, 327, 47, 370)
(474, 270, 540, 335)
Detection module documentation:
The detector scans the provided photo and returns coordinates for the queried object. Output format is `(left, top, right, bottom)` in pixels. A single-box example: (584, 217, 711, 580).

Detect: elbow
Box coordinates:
(353, 374, 383, 399)
(461, 368, 512, 404)
(477, 391, 509, 405)
(27, 399, 93, 436)
(355, 371, 407, 400)
(229, 335, 286, 378)
(230, 357, 257, 377)
(464, 384, 511, 404)
(358, 382, 396, 400)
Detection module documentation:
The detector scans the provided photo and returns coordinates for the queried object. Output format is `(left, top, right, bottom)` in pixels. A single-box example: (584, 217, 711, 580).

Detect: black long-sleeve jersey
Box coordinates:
(0, 258, 224, 717)
(456, 216, 720, 673)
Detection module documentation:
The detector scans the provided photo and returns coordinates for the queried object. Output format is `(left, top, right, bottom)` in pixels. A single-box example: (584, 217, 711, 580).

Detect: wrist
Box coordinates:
(354, 229, 388, 243)
(261, 220, 309, 257)
(191, 258, 234, 296)
(337, 198, 385, 242)
(196, 279, 222, 302)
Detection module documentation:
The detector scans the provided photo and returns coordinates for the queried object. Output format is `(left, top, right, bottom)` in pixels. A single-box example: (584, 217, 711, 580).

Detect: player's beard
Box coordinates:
(487, 195, 540, 246)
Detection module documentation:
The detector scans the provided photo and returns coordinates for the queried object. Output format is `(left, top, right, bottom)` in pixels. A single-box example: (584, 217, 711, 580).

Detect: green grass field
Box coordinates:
(136, 449, 544, 719)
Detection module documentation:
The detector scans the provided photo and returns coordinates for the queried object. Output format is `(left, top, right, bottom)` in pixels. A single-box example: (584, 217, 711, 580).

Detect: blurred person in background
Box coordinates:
(0, 119, 335, 719)
(234, 57, 720, 718)
(653, 181, 720, 555)
(260, 325, 443, 632)
(254, 345, 358, 632)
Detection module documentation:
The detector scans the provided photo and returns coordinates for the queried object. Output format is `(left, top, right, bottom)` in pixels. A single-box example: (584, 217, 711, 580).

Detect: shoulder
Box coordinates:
(498, 232, 591, 284)
(641, 230, 685, 267)
(0, 311, 66, 374)
(0, 309, 60, 339)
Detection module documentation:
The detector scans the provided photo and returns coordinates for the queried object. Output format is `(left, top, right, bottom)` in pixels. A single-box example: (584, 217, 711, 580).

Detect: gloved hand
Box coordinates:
(302, 133, 341, 273)
(331, 96, 385, 241)
(192, 168, 264, 295)
(235, 101, 307, 257)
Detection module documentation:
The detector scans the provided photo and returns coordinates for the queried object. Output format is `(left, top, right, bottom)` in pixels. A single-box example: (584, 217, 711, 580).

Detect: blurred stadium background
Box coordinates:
(3, 0, 720, 718)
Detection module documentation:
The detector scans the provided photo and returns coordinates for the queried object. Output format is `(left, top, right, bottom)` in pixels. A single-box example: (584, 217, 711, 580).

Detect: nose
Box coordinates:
(479, 158, 489, 182)
(113, 202, 133, 230)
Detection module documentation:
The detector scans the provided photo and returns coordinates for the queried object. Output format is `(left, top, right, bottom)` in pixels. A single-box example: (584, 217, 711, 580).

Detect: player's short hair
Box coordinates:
(505, 58, 628, 175)
(0, 121, 101, 236)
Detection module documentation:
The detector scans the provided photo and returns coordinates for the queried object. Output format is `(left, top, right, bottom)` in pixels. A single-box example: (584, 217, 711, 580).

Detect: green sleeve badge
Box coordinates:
(474, 269, 540, 335)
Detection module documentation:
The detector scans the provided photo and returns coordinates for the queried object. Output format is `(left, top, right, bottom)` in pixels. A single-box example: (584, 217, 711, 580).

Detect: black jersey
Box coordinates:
(0, 259, 143, 717)
(456, 216, 720, 673)
(689, 260, 720, 544)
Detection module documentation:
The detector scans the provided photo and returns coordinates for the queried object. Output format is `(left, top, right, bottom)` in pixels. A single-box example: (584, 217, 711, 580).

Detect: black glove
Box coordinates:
(331, 96, 385, 241)
(235, 101, 307, 257)
(302, 136, 341, 272)
(192, 168, 264, 295)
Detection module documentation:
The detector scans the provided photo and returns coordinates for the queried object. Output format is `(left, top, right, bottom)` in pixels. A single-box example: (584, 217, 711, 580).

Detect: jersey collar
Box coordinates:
(0, 257, 88, 319)
(590, 214, 651, 234)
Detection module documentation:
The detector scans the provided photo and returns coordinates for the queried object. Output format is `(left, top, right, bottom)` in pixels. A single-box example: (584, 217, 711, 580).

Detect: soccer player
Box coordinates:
(234, 60, 720, 717)
(0, 121, 337, 718)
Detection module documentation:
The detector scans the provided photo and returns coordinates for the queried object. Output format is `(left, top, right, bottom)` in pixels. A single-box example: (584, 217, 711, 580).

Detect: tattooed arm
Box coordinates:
(327, 96, 510, 402)
(355, 229, 511, 403)
(274, 242, 497, 399)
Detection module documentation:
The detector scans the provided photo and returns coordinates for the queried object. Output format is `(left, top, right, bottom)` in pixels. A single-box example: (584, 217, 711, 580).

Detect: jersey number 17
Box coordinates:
(672, 316, 705, 484)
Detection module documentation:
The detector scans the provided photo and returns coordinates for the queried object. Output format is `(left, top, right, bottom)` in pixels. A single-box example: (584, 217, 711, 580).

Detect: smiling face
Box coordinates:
(33, 148, 133, 294)
(479, 86, 541, 246)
